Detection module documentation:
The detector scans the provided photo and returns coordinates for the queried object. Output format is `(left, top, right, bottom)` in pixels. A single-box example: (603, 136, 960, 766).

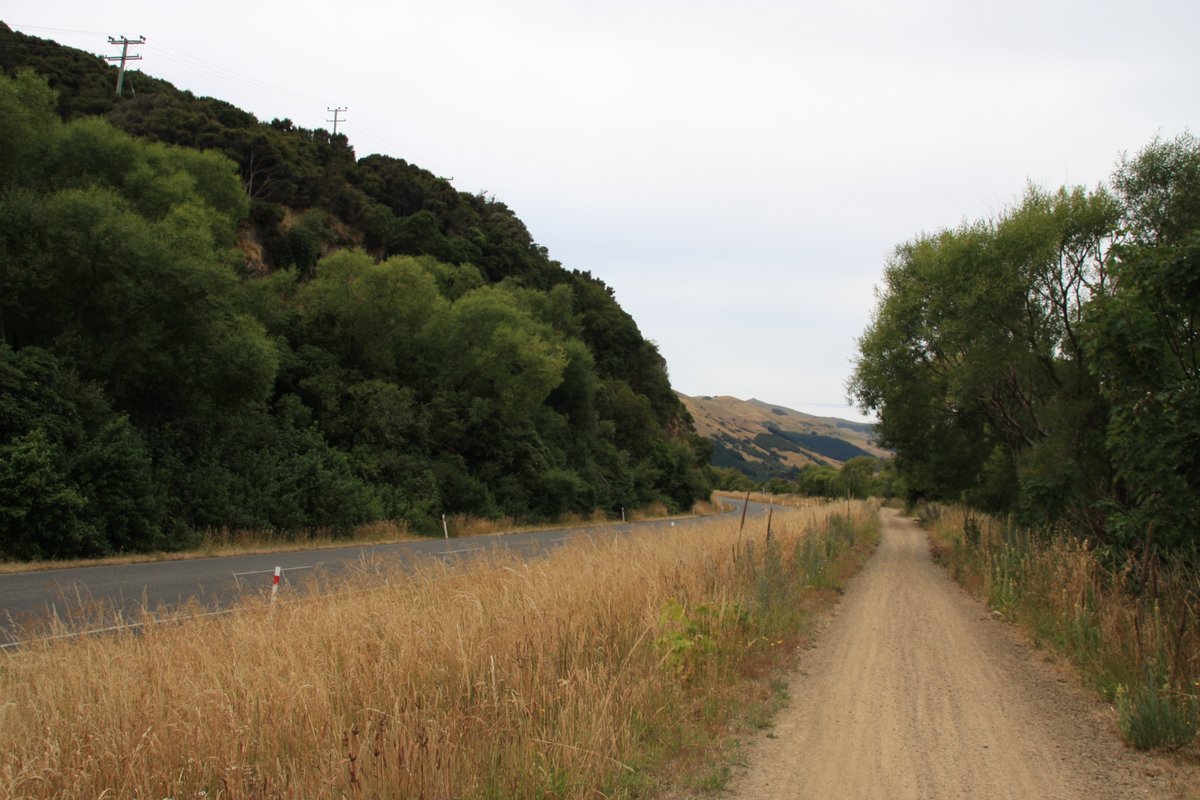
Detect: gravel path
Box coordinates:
(725, 508, 1171, 800)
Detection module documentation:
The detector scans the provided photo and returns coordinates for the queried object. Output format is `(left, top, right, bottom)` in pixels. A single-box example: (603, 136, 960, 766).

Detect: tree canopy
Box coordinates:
(851, 133, 1200, 554)
(0, 56, 711, 559)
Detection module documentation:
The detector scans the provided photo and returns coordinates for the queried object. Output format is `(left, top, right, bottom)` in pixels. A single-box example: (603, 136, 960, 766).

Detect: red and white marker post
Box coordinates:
(270, 566, 281, 604)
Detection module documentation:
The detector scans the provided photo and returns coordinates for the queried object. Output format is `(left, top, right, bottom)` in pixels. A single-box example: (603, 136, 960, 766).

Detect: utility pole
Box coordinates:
(327, 106, 347, 135)
(105, 35, 145, 97)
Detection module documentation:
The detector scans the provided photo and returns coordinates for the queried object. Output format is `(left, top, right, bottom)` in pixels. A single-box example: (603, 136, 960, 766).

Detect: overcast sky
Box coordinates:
(10, 1, 1198, 422)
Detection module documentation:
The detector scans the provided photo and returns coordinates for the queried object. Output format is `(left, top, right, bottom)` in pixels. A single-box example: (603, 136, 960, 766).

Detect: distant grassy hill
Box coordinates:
(679, 394, 888, 480)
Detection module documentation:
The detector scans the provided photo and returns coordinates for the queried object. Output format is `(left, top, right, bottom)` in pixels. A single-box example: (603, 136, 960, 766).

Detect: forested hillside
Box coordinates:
(0, 24, 711, 559)
(851, 133, 1200, 554)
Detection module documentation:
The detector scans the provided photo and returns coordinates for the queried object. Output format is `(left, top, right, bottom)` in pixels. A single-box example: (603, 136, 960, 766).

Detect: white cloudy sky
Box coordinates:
(9, 1, 1198, 421)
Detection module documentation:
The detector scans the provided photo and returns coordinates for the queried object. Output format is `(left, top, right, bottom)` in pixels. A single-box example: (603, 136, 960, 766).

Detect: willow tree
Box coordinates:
(1086, 134, 1200, 552)
(851, 185, 1119, 535)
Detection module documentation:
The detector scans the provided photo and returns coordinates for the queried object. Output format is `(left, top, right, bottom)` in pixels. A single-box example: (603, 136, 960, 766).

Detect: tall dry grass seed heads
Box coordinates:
(0, 501, 879, 799)
(925, 504, 1199, 751)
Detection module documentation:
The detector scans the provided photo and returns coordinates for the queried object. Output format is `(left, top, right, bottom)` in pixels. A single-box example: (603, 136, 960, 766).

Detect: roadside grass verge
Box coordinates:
(923, 504, 1199, 752)
(0, 502, 719, 575)
(0, 500, 877, 799)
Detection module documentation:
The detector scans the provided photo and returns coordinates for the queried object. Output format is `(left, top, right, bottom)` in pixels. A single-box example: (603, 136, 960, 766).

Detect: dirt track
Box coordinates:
(726, 508, 1169, 800)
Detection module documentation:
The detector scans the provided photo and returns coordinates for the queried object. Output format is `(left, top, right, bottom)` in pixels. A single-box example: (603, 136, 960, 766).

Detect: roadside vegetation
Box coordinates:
(850, 133, 1200, 557)
(849, 134, 1200, 752)
(923, 503, 1198, 751)
(0, 500, 877, 799)
(0, 62, 711, 564)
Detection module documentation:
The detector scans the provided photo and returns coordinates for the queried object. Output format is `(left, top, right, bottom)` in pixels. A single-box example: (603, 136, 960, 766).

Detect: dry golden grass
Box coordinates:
(0, 501, 878, 799)
(713, 491, 824, 510)
(442, 500, 689, 537)
(925, 504, 1199, 762)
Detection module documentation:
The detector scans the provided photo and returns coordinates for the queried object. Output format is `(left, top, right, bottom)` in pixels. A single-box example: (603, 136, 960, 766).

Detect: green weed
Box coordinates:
(1118, 659, 1199, 750)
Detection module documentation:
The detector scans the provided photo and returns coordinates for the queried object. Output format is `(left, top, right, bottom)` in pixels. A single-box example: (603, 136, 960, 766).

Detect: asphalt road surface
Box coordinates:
(0, 498, 766, 648)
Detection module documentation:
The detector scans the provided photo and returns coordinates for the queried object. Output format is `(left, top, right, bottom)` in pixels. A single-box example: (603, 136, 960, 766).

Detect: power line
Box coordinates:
(149, 39, 326, 105)
(7, 23, 111, 37)
(345, 114, 399, 156)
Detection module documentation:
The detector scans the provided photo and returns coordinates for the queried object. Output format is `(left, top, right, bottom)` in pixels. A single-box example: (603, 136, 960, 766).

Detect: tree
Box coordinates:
(1086, 134, 1200, 552)
(838, 457, 879, 499)
(297, 250, 446, 380)
(0, 344, 163, 558)
(435, 286, 568, 425)
(0, 60, 716, 555)
(851, 185, 1118, 533)
(0, 68, 59, 186)
(797, 465, 840, 497)
(849, 225, 1002, 502)
(852, 132, 1200, 553)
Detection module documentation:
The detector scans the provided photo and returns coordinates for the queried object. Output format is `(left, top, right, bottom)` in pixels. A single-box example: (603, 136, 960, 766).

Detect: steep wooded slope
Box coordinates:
(0, 24, 711, 558)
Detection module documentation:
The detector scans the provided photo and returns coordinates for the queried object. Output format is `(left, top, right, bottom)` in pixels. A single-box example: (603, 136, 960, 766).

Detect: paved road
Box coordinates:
(0, 498, 764, 647)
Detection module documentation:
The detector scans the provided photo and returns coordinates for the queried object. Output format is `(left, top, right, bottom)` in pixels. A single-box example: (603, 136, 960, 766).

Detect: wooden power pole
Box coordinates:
(105, 35, 145, 97)
(327, 107, 347, 135)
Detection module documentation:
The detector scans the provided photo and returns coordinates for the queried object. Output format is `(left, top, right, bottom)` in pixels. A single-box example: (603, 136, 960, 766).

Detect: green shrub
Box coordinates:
(1117, 659, 1198, 750)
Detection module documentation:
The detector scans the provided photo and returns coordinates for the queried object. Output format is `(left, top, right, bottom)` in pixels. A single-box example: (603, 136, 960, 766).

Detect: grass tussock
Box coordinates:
(923, 504, 1199, 752)
(0, 501, 879, 799)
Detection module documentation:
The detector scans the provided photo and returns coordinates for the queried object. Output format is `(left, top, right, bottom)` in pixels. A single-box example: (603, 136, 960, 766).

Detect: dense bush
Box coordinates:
(852, 133, 1200, 555)
(0, 65, 711, 558)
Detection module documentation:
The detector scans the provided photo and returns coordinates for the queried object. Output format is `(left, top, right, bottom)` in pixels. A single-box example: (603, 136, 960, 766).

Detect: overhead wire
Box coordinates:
(149, 38, 326, 106)
(5, 23, 112, 37)
(348, 112, 408, 159)
(3, 23, 115, 59)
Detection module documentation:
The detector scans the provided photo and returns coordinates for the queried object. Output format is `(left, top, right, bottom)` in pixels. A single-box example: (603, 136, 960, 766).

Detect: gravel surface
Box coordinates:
(723, 508, 1177, 800)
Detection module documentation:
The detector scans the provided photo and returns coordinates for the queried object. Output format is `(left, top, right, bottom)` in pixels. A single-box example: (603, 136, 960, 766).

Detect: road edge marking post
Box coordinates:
(270, 566, 281, 605)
